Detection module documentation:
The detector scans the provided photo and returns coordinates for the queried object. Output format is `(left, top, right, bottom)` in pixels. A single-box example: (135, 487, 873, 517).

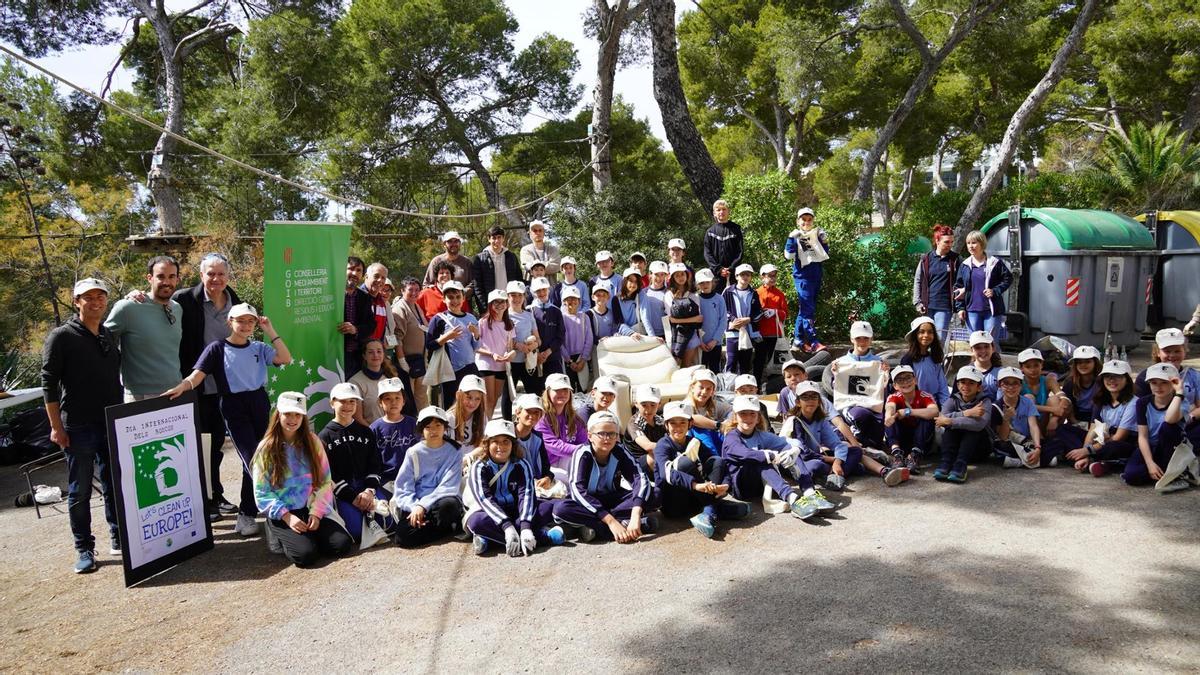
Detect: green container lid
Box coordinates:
(980, 208, 1154, 250)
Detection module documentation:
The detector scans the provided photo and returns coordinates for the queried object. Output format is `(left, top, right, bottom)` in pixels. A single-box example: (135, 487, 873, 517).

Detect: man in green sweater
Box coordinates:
(105, 255, 184, 401)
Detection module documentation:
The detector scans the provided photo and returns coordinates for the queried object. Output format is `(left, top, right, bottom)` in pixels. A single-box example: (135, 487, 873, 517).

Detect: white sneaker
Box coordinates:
(1158, 478, 1191, 494)
(1011, 443, 1037, 469)
(1002, 456, 1023, 469)
(236, 514, 259, 537)
(761, 484, 788, 514)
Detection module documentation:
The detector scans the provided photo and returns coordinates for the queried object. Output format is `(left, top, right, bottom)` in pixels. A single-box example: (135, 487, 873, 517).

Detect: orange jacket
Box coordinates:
(756, 286, 788, 337)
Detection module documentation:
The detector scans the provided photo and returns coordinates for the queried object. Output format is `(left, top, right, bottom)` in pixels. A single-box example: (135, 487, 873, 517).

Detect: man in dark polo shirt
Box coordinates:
(173, 252, 242, 520)
(42, 278, 124, 574)
(341, 256, 375, 378)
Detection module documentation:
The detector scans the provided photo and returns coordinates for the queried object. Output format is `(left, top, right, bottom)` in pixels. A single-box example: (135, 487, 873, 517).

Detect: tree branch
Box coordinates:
(890, 0, 933, 63)
(169, 0, 219, 26)
(99, 17, 142, 101)
(174, 21, 239, 62)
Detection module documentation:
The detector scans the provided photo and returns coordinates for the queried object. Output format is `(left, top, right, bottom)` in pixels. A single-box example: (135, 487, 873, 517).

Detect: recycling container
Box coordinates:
(1134, 211, 1200, 329)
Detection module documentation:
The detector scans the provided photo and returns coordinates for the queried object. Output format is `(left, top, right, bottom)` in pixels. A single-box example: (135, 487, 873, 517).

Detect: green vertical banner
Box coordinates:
(263, 221, 351, 428)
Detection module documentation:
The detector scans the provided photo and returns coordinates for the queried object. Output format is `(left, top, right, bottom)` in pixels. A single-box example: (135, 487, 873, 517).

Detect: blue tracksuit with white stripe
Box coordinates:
(552, 442, 660, 534)
(464, 458, 555, 544)
(723, 429, 809, 503)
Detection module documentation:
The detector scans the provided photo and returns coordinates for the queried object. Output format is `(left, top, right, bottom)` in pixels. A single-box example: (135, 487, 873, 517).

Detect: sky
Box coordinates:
(22, 0, 687, 142)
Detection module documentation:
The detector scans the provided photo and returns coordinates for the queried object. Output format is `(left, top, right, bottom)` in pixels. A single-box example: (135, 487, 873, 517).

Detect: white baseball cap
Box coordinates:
(734, 263, 755, 276)
(230, 303, 258, 319)
(890, 365, 916, 380)
(691, 368, 716, 384)
(694, 268, 715, 283)
(782, 358, 805, 371)
(732, 395, 761, 413)
(514, 393, 544, 412)
(759, 264, 778, 275)
(487, 289, 507, 304)
(1156, 328, 1186, 348)
(377, 377, 406, 397)
(592, 280, 614, 296)
(797, 207, 815, 218)
(72, 277, 108, 297)
(668, 238, 686, 250)
(528, 220, 546, 231)
(1018, 348, 1043, 364)
(661, 401, 691, 422)
(458, 374, 485, 394)
(545, 373, 572, 391)
(531, 277, 551, 292)
(586, 411, 621, 431)
(276, 391, 307, 415)
(635, 384, 661, 404)
(441, 280, 464, 293)
(329, 382, 362, 401)
(595, 250, 614, 263)
(955, 365, 983, 383)
(483, 419, 516, 439)
(997, 367, 1023, 382)
(734, 374, 758, 391)
(560, 256, 577, 267)
(592, 376, 619, 395)
(1100, 360, 1132, 377)
(969, 330, 994, 347)
(629, 251, 647, 261)
(668, 262, 689, 275)
(622, 267, 642, 279)
(506, 280, 527, 294)
(850, 321, 874, 339)
(1145, 363, 1180, 381)
(416, 405, 449, 425)
(441, 231, 462, 242)
(907, 316, 935, 337)
(1070, 345, 1102, 362)
(561, 286, 581, 300)
(525, 259, 547, 272)
(794, 381, 822, 397)
(649, 260, 669, 275)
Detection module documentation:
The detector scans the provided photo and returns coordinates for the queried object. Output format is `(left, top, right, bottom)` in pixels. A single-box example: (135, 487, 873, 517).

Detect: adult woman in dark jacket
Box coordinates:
(953, 231, 1012, 350)
(912, 225, 959, 345)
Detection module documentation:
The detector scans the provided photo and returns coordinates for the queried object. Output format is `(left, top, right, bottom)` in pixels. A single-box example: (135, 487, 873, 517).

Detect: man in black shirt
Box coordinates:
(703, 199, 744, 294)
(41, 278, 124, 574)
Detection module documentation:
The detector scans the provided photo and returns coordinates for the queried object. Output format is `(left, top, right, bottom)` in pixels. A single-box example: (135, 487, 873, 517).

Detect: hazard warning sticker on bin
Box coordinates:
(1066, 277, 1081, 306)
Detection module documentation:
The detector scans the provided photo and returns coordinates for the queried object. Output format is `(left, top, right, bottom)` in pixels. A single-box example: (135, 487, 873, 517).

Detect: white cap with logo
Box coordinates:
(734, 263, 755, 276)
(1145, 363, 1180, 381)
(276, 391, 307, 415)
(955, 365, 983, 383)
(592, 376, 619, 395)
(72, 277, 109, 297)
(545, 373, 572, 391)
(850, 321, 873, 339)
(329, 382, 362, 401)
(635, 384, 661, 404)
(1100, 360, 1132, 377)
(514, 393, 544, 411)
(694, 268, 714, 283)
(230, 303, 258, 319)
(668, 238, 686, 250)
(649, 261, 669, 275)
(531, 277, 551, 292)
(483, 419, 516, 439)
(1018, 348, 1043, 364)
(732, 395, 761, 413)
(595, 250, 614, 263)
(458, 374, 486, 394)
(1156, 328, 1186, 348)
(377, 377, 406, 397)
(441, 231, 462, 242)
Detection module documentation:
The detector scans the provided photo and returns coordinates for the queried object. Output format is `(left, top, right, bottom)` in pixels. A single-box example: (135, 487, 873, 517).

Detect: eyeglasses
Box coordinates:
(163, 304, 176, 325)
(591, 431, 618, 439)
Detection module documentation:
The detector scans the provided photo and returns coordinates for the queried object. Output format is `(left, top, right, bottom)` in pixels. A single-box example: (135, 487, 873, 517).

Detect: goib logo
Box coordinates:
(131, 434, 186, 509)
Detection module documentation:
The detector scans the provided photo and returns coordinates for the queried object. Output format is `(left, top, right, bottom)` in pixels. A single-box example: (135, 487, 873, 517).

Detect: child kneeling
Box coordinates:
(390, 406, 465, 547)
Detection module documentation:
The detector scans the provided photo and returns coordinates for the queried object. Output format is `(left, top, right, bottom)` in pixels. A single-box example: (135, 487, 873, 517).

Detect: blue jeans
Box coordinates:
(966, 311, 1003, 349)
(791, 267, 823, 345)
(930, 310, 953, 347)
(64, 423, 119, 552)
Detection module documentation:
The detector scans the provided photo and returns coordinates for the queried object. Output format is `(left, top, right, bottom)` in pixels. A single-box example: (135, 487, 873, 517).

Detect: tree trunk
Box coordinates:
(1179, 80, 1200, 145)
(895, 166, 916, 224)
(956, 0, 1100, 239)
(591, 0, 629, 192)
(134, 0, 186, 235)
(647, 0, 723, 209)
(932, 139, 948, 193)
(852, 0, 1003, 202)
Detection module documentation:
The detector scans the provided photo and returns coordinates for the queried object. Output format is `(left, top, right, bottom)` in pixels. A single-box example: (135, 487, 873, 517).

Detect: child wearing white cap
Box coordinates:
(830, 321, 890, 466)
(447, 374, 487, 453)
(589, 250, 618, 293)
(722, 263, 764, 375)
(782, 382, 905, 489)
(694, 268, 728, 373)
(640, 261, 670, 341)
(1060, 360, 1138, 475)
(785, 207, 828, 352)
(754, 263, 789, 381)
(318, 382, 391, 546)
(682, 369, 733, 458)
(587, 279, 617, 343)
(967, 330, 1003, 399)
(505, 280, 543, 398)
(512, 394, 564, 498)
(883, 365, 939, 473)
(1123, 363, 1193, 489)
(425, 281, 481, 408)
(993, 367, 1045, 469)
(614, 268, 649, 338)
(530, 276, 567, 379)
(390, 406, 465, 546)
(1017, 348, 1064, 437)
(465, 419, 566, 556)
(551, 256, 592, 312)
(933, 366, 994, 483)
(626, 384, 667, 475)
(474, 289, 516, 420)
(666, 263, 703, 365)
(580, 375, 620, 422)
(1059, 345, 1103, 425)
(1134, 328, 1200, 449)
(253, 392, 353, 566)
(901, 317, 950, 408)
(164, 302, 293, 537)
(560, 285, 595, 392)
(535, 374, 589, 477)
(370, 377, 417, 490)
(653, 401, 749, 539)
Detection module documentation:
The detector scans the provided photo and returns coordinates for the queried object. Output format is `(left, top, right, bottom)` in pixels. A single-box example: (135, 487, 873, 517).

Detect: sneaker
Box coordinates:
(235, 514, 259, 537)
(932, 467, 950, 481)
(947, 469, 968, 483)
(864, 447, 890, 463)
(1158, 478, 1190, 494)
(74, 550, 97, 574)
(883, 466, 910, 487)
(715, 498, 751, 520)
(889, 451, 905, 469)
(215, 496, 238, 515)
(471, 535, 489, 556)
(1089, 462, 1107, 478)
(266, 525, 284, 554)
(1048, 456, 1059, 467)
(109, 534, 122, 556)
(809, 489, 836, 512)
(1012, 443, 1037, 469)
(789, 496, 820, 520)
(577, 525, 596, 543)
(690, 512, 716, 539)
(1001, 456, 1023, 469)
(825, 473, 846, 491)
(906, 452, 922, 475)
(207, 508, 221, 523)
(640, 514, 660, 534)
(544, 526, 565, 546)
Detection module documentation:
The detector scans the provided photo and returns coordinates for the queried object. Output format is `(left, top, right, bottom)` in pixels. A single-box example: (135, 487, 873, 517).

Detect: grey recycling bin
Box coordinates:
(1135, 211, 1200, 329)
(980, 207, 1157, 349)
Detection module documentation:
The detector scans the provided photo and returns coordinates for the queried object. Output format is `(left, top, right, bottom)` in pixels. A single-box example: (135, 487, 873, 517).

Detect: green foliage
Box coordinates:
(907, 190, 973, 234)
(724, 171, 799, 271)
(1092, 121, 1200, 211)
(858, 217, 930, 338)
